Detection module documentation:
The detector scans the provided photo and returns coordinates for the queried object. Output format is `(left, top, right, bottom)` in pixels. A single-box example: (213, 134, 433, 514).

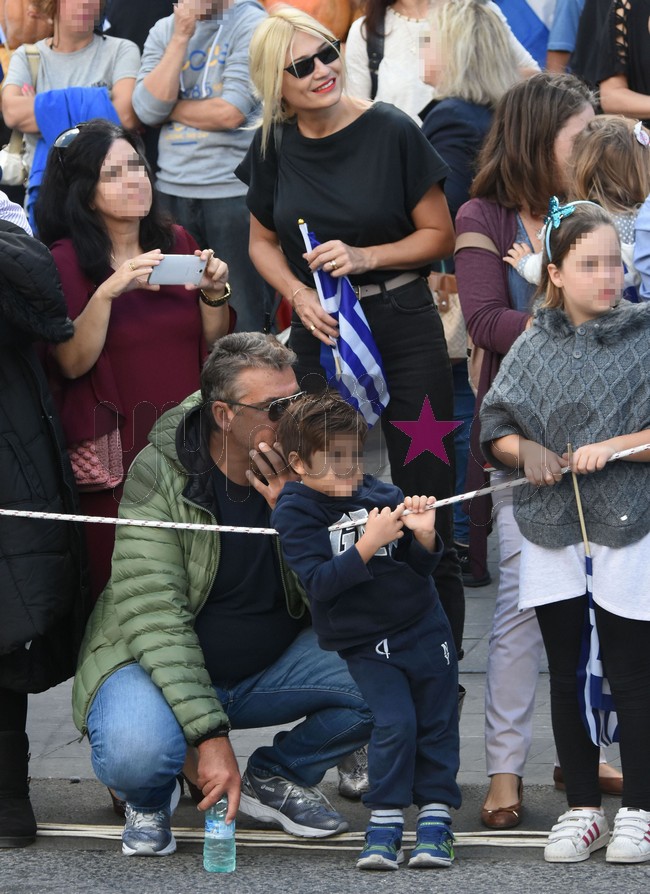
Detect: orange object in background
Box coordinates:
(263, 0, 362, 40)
(0, 0, 53, 50)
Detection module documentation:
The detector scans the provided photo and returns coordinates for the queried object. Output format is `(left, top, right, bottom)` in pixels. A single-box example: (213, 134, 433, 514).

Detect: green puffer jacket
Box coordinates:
(71, 391, 308, 744)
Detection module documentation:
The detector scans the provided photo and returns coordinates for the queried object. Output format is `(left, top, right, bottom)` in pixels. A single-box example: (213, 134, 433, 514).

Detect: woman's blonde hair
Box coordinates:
(568, 115, 650, 214)
(248, 6, 340, 155)
(427, 0, 520, 107)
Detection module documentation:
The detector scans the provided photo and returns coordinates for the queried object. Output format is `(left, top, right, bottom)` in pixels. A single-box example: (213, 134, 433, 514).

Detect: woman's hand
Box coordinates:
(292, 285, 339, 346)
(196, 249, 229, 298)
(303, 240, 373, 278)
(105, 249, 164, 299)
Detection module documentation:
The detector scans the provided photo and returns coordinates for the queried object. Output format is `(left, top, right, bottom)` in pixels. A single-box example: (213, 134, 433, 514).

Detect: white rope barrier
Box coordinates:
(1, 442, 647, 536)
(36, 822, 547, 848)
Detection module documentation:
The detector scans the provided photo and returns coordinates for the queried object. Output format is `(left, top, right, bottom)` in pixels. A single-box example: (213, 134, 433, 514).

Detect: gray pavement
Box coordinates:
(4, 428, 642, 892)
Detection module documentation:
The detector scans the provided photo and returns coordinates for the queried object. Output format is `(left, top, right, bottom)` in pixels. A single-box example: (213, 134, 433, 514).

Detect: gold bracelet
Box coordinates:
(200, 282, 231, 307)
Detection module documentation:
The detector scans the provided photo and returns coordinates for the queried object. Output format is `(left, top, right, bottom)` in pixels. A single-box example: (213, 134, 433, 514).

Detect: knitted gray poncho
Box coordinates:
(480, 302, 650, 548)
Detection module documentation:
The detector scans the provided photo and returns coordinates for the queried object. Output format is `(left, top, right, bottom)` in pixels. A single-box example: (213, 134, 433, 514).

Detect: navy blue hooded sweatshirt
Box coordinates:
(272, 475, 443, 652)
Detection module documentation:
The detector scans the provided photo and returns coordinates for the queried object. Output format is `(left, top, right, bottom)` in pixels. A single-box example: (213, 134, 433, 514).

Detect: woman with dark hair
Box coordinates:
(2, 0, 140, 227)
(455, 73, 626, 830)
(36, 118, 232, 604)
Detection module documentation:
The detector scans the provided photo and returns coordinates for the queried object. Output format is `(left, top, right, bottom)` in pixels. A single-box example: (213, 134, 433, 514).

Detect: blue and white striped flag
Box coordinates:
(496, 0, 556, 68)
(299, 222, 389, 427)
(576, 553, 620, 746)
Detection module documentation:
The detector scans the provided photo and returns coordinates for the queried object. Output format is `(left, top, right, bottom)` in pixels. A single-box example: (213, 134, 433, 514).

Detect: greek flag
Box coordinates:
(576, 555, 619, 746)
(495, 0, 556, 67)
(299, 222, 389, 427)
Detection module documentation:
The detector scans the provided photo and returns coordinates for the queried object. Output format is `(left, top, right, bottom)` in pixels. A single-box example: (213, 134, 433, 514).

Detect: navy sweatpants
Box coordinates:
(341, 603, 461, 810)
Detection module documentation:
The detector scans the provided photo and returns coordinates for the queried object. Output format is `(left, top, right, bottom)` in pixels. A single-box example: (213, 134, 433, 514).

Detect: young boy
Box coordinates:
(272, 392, 461, 871)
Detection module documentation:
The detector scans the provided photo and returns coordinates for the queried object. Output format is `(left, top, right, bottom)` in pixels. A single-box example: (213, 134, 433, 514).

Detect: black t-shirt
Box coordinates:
(236, 102, 449, 286)
(595, 0, 650, 125)
(194, 467, 304, 686)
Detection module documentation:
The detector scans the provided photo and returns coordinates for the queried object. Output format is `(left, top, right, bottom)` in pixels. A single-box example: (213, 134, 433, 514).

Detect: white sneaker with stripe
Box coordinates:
(606, 808, 650, 863)
(544, 808, 609, 863)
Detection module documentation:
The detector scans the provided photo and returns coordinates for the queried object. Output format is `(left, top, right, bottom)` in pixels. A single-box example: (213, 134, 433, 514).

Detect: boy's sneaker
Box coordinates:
(239, 770, 349, 838)
(408, 819, 455, 868)
(356, 823, 404, 870)
(606, 808, 650, 863)
(337, 747, 370, 800)
(121, 779, 181, 857)
(544, 808, 609, 863)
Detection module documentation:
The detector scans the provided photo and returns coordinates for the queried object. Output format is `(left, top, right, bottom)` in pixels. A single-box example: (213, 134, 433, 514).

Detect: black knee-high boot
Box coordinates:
(0, 731, 37, 847)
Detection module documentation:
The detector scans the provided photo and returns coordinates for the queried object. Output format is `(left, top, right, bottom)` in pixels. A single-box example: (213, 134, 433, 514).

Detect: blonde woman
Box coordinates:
(419, 0, 520, 585)
(420, 0, 520, 222)
(344, 0, 537, 121)
(237, 8, 466, 666)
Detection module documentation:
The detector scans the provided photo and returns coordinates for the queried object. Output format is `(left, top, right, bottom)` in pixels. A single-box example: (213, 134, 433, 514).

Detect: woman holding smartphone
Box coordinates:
(35, 119, 232, 604)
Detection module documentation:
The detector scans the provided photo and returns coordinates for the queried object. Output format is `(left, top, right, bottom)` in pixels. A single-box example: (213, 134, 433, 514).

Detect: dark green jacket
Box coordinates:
(72, 392, 307, 743)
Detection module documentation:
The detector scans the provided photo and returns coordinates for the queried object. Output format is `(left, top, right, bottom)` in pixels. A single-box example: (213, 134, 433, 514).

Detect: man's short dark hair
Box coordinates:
(201, 332, 296, 405)
(276, 391, 368, 466)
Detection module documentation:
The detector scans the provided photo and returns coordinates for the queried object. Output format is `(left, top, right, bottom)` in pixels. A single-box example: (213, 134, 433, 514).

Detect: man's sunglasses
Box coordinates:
(284, 40, 341, 79)
(223, 391, 306, 422)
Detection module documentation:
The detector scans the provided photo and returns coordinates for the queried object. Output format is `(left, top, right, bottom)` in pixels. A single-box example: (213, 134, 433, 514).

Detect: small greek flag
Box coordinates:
(576, 555, 620, 746)
(299, 222, 389, 427)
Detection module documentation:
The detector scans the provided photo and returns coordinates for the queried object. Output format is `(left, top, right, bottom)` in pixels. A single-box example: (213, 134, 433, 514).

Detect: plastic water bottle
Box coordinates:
(203, 796, 236, 873)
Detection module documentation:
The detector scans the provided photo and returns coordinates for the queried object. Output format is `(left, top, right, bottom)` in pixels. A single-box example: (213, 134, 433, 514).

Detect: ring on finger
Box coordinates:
(330, 260, 338, 271)
(129, 261, 136, 271)
(309, 323, 316, 332)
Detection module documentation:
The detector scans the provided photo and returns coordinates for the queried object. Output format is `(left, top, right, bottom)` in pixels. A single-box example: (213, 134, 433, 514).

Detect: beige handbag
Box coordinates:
(429, 271, 468, 362)
(0, 44, 39, 186)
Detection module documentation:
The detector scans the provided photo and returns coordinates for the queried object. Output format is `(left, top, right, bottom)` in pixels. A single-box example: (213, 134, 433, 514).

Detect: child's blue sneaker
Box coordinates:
(356, 823, 404, 870)
(408, 818, 455, 868)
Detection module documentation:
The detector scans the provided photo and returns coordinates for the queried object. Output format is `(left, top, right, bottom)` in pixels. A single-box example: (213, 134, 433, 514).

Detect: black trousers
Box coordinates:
(536, 596, 650, 809)
(291, 277, 465, 654)
(0, 687, 27, 733)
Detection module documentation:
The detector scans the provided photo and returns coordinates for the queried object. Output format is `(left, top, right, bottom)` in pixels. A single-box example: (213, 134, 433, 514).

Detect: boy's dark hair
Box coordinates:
(276, 391, 368, 466)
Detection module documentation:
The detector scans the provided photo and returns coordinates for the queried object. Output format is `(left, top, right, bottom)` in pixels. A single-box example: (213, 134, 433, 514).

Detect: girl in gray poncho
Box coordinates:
(480, 201, 650, 867)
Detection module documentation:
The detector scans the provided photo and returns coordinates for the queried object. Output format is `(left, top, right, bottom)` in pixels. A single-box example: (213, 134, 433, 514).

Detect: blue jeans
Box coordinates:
(157, 192, 275, 333)
(86, 628, 372, 810)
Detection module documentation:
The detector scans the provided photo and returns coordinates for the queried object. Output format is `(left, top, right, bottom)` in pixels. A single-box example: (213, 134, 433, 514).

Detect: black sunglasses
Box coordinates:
(53, 124, 88, 173)
(284, 39, 341, 79)
(223, 391, 306, 422)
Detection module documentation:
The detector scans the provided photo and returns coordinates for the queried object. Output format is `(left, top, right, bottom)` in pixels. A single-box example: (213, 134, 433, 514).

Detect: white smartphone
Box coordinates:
(148, 255, 206, 286)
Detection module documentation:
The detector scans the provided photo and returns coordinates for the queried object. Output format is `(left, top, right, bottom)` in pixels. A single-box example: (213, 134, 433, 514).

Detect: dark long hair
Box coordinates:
(470, 73, 595, 218)
(362, 0, 391, 39)
(35, 119, 174, 284)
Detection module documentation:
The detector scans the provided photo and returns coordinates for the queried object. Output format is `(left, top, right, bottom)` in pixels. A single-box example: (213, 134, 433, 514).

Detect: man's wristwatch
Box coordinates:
(200, 282, 231, 307)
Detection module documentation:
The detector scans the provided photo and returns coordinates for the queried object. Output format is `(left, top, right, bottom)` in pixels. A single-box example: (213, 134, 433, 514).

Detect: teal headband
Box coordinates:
(544, 196, 603, 261)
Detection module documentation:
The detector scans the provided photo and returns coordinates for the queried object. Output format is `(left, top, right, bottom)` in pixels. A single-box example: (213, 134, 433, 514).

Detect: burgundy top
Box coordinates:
(48, 225, 208, 600)
(454, 198, 531, 574)
(49, 225, 207, 471)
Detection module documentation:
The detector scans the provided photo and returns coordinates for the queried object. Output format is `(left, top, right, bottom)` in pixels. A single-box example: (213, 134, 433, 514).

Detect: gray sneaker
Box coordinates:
(337, 746, 370, 800)
(121, 780, 180, 857)
(239, 770, 349, 838)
